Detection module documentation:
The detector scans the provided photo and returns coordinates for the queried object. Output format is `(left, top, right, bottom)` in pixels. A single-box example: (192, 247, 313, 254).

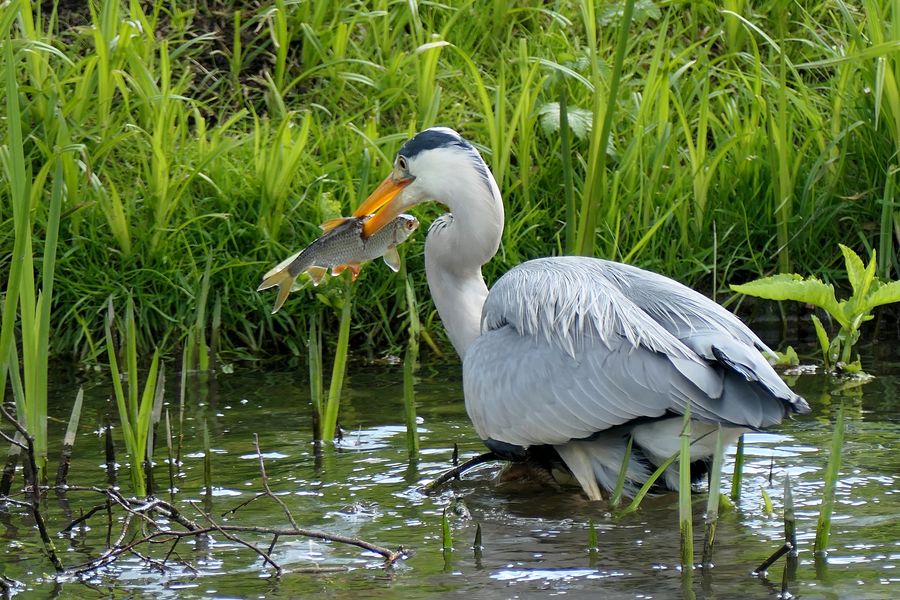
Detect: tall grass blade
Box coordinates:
(473, 522, 483, 561)
(202, 420, 212, 496)
(55, 387, 84, 487)
(308, 316, 323, 441)
(730, 435, 745, 503)
(784, 473, 797, 551)
(679, 406, 694, 570)
(403, 276, 420, 458)
(878, 167, 897, 279)
(609, 435, 633, 509)
(559, 84, 576, 254)
(104, 297, 162, 497)
(701, 426, 725, 567)
(165, 409, 175, 498)
(321, 282, 353, 441)
(814, 401, 845, 556)
(403, 348, 419, 459)
(619, 450, 678, 515)
(441, 507, 453, 552)
(576, 0, 636, 256)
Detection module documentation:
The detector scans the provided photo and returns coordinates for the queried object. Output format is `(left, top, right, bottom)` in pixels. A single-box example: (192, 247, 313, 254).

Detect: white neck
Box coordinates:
(423, 165, 504, 359)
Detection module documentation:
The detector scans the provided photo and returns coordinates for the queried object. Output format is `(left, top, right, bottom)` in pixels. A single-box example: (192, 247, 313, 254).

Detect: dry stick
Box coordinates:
(62, 500, 112, 533)
(189, 499, 284, 575)
(0, 434, 21, 496)
(1, 573, 16, 596)
(104, 420, 116, 485)
(220, 492, 267, 517)
(246, 434, 403, 562)
(55, 467, 404, 569)
(422, 451, 500, 493)
(253, 433, 299, 530)
(129, 548, 169, 574)
(0, 404, 64, 572)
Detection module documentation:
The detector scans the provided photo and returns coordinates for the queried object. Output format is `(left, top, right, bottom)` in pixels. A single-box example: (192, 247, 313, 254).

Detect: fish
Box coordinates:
(257, 213, 419, 314)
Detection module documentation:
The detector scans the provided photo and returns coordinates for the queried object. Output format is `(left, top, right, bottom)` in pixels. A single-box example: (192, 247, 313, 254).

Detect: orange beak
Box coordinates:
(353, 174, 413, 238)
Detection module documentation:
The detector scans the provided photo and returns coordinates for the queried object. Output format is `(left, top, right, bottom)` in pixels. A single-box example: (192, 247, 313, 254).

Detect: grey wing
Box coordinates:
(596, 259, 807, 408)
(463, 257, 807, 450)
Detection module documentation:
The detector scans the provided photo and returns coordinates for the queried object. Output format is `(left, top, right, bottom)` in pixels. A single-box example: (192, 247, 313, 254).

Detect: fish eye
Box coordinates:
(406, 220, 416, 230)
(396, 155, 409, 171)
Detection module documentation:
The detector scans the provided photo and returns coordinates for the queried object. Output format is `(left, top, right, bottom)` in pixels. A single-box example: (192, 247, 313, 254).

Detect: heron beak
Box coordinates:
(353, 174, 413, 238)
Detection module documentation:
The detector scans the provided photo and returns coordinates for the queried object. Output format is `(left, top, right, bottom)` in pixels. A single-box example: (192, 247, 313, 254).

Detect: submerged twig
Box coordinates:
(253, 433, 298, 530)
(190, 499, 284, 574)
(753, 542, 793, 575)
(0, 404, 64, 572)
(56, 435, 405, 577)
(422, 451, 500, 493)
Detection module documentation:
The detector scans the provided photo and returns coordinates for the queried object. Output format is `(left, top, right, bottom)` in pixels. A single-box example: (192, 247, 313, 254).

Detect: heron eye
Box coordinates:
(396, 155, 409, 171)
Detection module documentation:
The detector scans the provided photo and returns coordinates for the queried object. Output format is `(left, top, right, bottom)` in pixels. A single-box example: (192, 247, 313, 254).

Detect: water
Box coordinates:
(1, 352, 899, 599)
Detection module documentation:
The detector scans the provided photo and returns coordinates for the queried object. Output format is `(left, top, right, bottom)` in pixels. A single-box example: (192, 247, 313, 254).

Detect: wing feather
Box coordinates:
(464, 257, 808, 450)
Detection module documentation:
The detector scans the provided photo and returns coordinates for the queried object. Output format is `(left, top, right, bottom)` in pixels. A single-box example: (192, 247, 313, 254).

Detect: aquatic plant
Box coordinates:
(104, 297, 164, 497)
(814, 401, 845, 557)
(322, 281, 354, 442)
(307, 316, 324, 441)
(731, 245, 900, 372)
(0, 7, 66, 471)
(678, 407, 694, 570)
(403, 276, 421, 459)
(701, 426, 726, 567)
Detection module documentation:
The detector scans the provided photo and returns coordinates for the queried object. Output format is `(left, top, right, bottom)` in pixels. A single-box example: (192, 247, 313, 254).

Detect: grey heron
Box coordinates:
(355, 127, 810, 501)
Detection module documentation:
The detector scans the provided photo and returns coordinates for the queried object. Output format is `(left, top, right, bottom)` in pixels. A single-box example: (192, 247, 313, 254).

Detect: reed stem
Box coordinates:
(814, 401, 845, 556)
(679, 406, 694, 570)
(701, 426, 725, 567)
(730, 435, 745, 503)
(321, 282, 353, 441)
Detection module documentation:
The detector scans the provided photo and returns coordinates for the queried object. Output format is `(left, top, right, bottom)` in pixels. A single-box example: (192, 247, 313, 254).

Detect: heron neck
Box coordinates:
(424, 185, 504, 360)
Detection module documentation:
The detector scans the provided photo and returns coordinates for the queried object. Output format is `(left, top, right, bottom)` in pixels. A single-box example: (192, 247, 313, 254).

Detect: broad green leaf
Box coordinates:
(538, 102, 594, 140)
(731, 275, 846, 327)
(865, 280, 900, 309)
(840, 244, 867, 296)
(840, 244, 876, 301)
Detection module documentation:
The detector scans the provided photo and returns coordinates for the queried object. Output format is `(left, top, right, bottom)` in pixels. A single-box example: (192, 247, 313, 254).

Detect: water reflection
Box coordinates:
(0, 356, 898, 598)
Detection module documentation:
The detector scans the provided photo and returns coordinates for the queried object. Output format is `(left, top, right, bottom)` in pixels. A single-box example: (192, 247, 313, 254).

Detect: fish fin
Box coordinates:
(348, 263, 362, 281)
(332, 263, 362, 281)
(307, 266, 328, 286)
(320, 217, 355, 233)
(382, 246, 401, 272)
(257, 269, 297, 314)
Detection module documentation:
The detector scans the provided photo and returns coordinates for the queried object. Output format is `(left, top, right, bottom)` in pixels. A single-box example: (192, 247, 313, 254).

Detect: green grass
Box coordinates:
(1, 0, 898, 363)
(104, 296, 163, 497)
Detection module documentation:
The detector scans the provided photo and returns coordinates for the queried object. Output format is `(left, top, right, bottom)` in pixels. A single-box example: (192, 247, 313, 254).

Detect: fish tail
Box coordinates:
(257, 269, 296, 314)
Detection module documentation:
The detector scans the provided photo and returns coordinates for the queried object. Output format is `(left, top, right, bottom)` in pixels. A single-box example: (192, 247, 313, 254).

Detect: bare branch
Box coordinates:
(189, 499, 284, 575)
(254, 433, 299, 530)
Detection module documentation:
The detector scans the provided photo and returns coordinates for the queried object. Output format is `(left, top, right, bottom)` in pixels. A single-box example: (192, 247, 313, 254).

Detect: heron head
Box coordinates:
(354, 127, 494, 238)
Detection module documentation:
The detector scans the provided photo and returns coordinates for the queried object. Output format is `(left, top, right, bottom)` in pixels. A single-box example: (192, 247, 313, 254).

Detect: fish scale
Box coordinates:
(258, 214, 418, 313)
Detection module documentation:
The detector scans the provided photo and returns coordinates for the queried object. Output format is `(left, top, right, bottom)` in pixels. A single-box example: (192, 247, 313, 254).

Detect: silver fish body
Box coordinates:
(258, 214, 418, 313)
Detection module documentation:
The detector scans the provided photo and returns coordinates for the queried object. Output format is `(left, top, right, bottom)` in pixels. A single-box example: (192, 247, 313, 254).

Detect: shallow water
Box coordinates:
(1, 349, 899, 599)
